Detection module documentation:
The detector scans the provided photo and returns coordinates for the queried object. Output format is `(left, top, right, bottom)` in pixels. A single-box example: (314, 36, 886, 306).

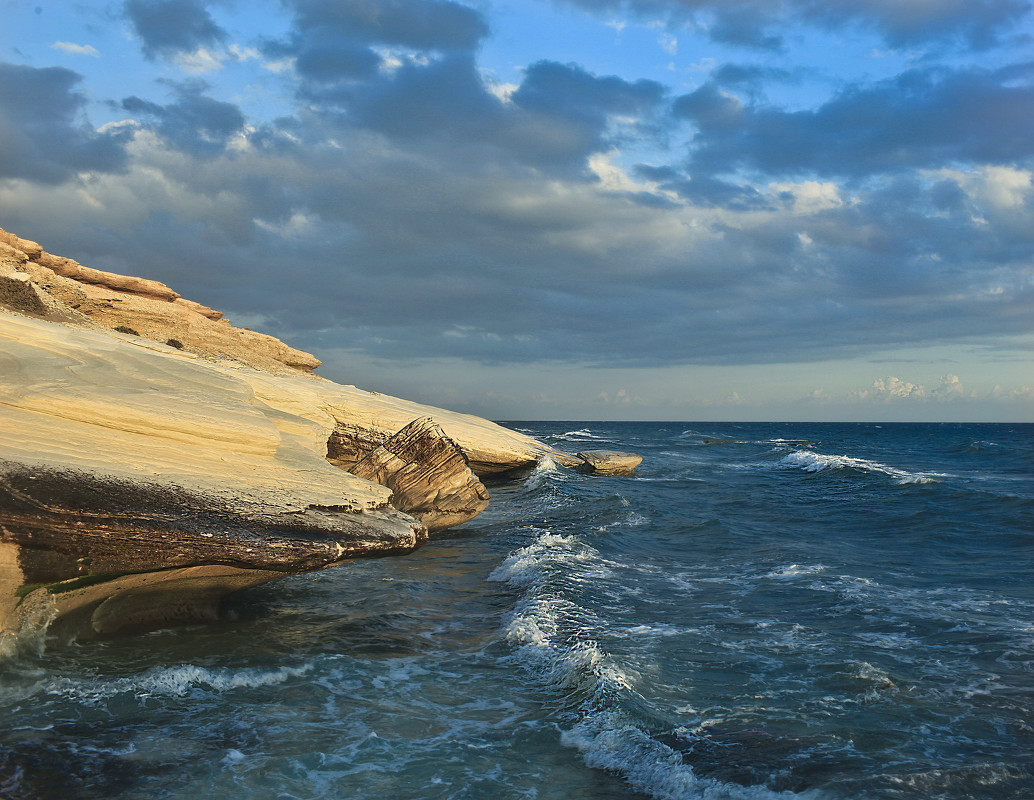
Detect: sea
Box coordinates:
(1, 422, 1032, 800)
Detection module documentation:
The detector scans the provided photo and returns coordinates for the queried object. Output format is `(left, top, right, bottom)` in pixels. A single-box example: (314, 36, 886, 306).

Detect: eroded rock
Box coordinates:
(0, 462, 425, 640)
(0, 225, 320, 374)
(349, 417, 490, 531)
(575, 450, 643, 476)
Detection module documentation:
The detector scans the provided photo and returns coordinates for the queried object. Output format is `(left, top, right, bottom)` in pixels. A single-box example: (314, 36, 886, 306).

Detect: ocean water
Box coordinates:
(2, 422, 1032, 800)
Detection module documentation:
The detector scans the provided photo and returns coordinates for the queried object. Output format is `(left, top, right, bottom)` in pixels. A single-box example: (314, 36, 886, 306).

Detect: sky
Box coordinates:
(1, 0, 1033, 422)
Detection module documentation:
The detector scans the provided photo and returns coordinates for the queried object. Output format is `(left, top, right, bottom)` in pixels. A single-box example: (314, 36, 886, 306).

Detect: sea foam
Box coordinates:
(778, 450, 943, 484)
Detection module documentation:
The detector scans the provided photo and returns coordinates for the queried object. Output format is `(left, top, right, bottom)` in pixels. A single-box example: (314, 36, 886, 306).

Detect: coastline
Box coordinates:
(0, 227, 634, 644)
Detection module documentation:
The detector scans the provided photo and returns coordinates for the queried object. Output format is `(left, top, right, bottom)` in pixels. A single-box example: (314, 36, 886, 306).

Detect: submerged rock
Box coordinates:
(575, 450, 643, 476)
(349, 417, 490, 531)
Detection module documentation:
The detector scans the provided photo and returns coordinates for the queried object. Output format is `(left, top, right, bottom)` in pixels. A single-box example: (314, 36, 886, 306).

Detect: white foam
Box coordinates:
(44, 662, 314, 703)
(765, 564, 828, 580)
(561, 712, 815, 800)
(624, 623, 684, 638)
(778, 450, 944, 484)
(489, 531, 582, 586)
(558, 428, 603, 440)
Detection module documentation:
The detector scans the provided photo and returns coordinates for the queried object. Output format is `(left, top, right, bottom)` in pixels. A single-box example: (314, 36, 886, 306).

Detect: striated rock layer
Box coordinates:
(575, 450, 644, 476)
(350, 417, 490, 532)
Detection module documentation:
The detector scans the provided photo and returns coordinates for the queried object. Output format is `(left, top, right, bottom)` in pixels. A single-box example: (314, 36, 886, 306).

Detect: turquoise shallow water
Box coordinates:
(2, 422, 1032, 799)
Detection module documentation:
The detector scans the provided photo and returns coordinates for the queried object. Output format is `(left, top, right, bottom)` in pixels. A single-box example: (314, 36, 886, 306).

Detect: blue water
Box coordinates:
(2, 422, 1032, 799)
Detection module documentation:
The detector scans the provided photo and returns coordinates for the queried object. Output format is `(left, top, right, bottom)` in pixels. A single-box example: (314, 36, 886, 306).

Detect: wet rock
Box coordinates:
(575, 450, 643, 476)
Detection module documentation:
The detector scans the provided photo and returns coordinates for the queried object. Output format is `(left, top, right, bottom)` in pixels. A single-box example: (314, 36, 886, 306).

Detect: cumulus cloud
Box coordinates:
(554, 0, 1031, 49)
(672, 64, 1034, 180)
(124, 0, 226, 60)
(121, 80, 246, 156)
(51, 42, 99, 57)
(0, 62, 130, 184)
(848, 374, 980, 402)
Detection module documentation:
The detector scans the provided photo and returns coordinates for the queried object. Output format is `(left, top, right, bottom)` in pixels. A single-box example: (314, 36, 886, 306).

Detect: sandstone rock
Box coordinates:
(349, 417, 490, 531)
(0, 230, 42, 260)
(0, 226, 593, 643)
(0, 312, 425, 640)
(327, 423, 390, 469)
(0, 240, 30, 266)
(0, 272, 51, 316)
(37, 252, 180, 301)
(0, 225, 322, 374)
(174, 296, 223, 320)
(321, 397, 580, 475)
(575, 450, 643, 476)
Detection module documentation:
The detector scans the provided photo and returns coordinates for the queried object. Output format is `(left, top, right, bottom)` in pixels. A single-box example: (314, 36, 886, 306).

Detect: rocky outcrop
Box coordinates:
(0, 462, 423, 639)
(0, 306, 565, 641)
(0, 311, 424, 641)
(0, 227, 319, 374)
(0, 225, 641, 643)
(575, 450, 643, 476)
(349, 417, 490, 531)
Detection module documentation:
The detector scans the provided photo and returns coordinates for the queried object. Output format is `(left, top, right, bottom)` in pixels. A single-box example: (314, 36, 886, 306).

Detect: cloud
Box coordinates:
(859, 376, 928, 400)
(285, 0, 490, 52)
(0, 61, 130, 184)
(2, 0, 1031, 401)
(672, 64, 1034, 179)
(553, 0, 1032, 49)
(51, 42, 100, 57)
(124, 0, 226, 60)
(121, 80, 246, 156)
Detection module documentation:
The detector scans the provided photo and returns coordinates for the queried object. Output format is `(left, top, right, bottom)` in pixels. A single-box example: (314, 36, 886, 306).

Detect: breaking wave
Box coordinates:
(491, 529, 816, 800)
(777, 450, 944, 484)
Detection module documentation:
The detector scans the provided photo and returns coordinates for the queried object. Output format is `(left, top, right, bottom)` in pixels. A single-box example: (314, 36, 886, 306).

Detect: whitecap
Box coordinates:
(43, 662, 314, 704)
(561, 712, 813, 800)
(778, 450, 944, 485)
(765, 564, 828, 580)
(488, 531, 581, 586)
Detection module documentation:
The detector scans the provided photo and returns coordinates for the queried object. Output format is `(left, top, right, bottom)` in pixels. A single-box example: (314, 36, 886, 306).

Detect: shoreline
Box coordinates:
(0, 226, 637, 644)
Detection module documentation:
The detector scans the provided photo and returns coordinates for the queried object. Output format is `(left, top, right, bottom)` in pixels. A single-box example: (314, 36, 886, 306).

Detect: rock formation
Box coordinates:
(0, 225, 635, 643)
(350, 417, 490, 531)
(575, 450, 644, 476)
(0, 228, 319, 374)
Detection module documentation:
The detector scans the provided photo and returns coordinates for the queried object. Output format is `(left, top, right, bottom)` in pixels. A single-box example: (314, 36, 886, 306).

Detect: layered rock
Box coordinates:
(575, 450, 643, 476)
(0, 311, 424, 640)
(0, 462, 422, 639)
(0, 228, 319, 374)
(350, 417, 490, 531)
(0, 305, 563, 640)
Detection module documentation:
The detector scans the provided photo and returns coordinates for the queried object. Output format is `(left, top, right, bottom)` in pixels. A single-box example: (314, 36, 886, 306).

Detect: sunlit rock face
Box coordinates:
(350, 417, 490, 532)
(0, 227, 320, 374)
(575, 450, 643, 476)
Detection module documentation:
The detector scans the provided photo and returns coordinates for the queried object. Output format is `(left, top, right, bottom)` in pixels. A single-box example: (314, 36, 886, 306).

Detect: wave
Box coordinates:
(556, 428, 607, 442)
(36, 662, 315, 705)
(777, 450, 945, 484)
(491, 530, 815, 800)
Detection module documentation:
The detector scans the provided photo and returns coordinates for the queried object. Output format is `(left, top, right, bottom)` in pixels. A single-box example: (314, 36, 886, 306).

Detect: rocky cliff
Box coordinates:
(0, 227, 577, 644)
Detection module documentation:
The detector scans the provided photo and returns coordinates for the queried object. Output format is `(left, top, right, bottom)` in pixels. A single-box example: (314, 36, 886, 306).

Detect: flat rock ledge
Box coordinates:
(575, 450, 644, 476)
(350, 417, 490, 532)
